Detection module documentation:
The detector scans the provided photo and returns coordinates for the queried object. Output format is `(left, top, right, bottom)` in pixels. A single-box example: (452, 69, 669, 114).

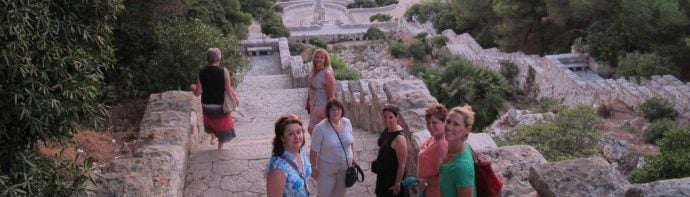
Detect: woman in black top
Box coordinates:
(373, 104, 409, 197)
(190, 48, 240, 150)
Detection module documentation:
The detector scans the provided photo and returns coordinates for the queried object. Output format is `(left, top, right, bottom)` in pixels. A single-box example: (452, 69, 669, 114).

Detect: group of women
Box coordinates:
(193, 48, 478, 197)
(264, 49, 479, 197)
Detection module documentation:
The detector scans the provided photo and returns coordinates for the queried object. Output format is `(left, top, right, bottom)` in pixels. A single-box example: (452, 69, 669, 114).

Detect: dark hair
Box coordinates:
(326, 98, 345, 120)
(272, 114, 304, 156)
(382, 103, 400, 117)
(425, 103, 448, 121)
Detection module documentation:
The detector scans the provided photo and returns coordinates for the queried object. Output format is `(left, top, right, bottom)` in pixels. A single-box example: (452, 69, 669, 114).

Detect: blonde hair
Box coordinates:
(449, 105, 475, 129)
(310, 48, 331, 74)
(207, 48, 222, 64)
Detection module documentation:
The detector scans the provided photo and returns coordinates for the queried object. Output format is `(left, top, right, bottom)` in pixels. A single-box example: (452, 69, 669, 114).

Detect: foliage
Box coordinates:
(493, 0, 547, 53)
(261, 14, 290, 38)
(330, 54, 361, 80)
(404, 2, 445, 23)
(616, 52, 678, 81)
(504, 105, 603, 161)
(186, 0, 252, 39)
(529, 97, 566, 113)
(629, 126, 690, 183)
(1, 0, 122, 194)
(416, 32, 429, 39)
(347, 0, 377, 8)
(420, 59, 510, 132)
(499, 60, 519, 82)
(408, 64, 430, 77)
(289, 41, 305, 56)
(365, 27, 386, 40)
(431, 35, 448, 48)
(309, 37, 327, 49)
(370, 14, 393, 22)
(639, 97, 678, 122)
(409, 40, 432, 60)
(389, 42, 410, 58)
(643, 119, 678, 145)
(140, 19, 247, 93)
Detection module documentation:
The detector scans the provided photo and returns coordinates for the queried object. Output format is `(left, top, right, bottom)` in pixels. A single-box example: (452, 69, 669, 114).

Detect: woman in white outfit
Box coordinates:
(309, 98, 355, 197)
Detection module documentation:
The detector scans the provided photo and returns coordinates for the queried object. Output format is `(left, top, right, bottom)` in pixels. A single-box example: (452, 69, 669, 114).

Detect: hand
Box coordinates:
(389, 183, 401, 195)
(189, 84, 197, 91)
(311, 168, 319, 180)
(416, 179, 428, 194)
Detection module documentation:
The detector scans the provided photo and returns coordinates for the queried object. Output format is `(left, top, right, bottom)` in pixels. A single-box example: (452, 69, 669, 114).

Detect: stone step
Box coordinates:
(234, 88, 308, 122)
(556, 54, 586, 64)
(237, 74, 293, 91)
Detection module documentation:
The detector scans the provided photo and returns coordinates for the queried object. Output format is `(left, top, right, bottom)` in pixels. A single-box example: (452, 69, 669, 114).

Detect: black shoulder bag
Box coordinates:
(329, 121, 364, 188)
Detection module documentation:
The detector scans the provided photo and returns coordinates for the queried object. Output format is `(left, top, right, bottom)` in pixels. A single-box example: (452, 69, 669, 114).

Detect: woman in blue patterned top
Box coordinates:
(266, 114, 312, 197)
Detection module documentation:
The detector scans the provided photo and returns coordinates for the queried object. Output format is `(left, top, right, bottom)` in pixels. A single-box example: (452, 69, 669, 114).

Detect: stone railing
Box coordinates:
(338, 22, 397, 31)
(90, 91, 205, 196)
(348, 3, 398, 13)
(442, 29, 690, 120)
(290, 56, 309, 88)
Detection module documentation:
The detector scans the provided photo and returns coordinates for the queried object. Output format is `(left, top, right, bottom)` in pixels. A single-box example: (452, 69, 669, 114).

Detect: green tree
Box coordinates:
(616, 52, 677, 81)
(493, 0, 547, 53)
(629, 126, 690, 183)
(186, 0, 252, 39)
(370, 14, 393, 22)
(365, 27, 386, 40)
(261, 15, 290, 38)
(1, 0, 122, 195)
(422, 59, 511, 132)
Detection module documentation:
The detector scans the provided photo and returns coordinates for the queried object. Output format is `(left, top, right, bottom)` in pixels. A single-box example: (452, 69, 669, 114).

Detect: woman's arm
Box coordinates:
(456, 186, 473, 197)
(191, 77, 202, 97)
(389, 135, 408, 194)
(224, 68, 239, 109)
(266, 169, 286, 197)
(309, 149, 319, 179)
(324, 70, 336, 100)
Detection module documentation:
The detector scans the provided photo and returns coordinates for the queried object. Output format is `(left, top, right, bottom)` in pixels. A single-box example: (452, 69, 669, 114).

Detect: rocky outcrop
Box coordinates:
(625, 177, 690, 197)
(91, 91, 205, 196)
(485, 109, 556, 137)
(477, 145, 547, 197)
(529, 156, 631, 197)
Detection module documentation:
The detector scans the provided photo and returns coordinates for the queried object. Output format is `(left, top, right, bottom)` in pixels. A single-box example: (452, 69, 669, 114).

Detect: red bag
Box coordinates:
(472, 149, 503, 197)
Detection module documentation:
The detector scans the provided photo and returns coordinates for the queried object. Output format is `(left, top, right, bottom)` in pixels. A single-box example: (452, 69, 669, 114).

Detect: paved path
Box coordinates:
(184, 54, 380, 196)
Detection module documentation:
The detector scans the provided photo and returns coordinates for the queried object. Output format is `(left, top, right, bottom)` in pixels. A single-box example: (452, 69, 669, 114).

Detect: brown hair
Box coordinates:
(382, 103, 400, 117)
(326, 98, 345, 120)
(272, 114, 304, 156)
(449, 105, 475, 129)
(425, 103, 448, 122)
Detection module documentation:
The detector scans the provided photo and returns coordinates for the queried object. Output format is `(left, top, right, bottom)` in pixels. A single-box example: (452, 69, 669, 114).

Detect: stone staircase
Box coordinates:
(183, 53, 380, 196)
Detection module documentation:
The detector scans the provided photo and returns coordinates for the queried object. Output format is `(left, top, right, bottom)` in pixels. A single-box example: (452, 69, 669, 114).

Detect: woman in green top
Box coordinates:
(439, 105, 476, 197)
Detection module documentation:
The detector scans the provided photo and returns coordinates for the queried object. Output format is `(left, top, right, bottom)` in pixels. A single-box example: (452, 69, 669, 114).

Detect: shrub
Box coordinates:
(416, 32, 429, 39)
(640, 97, 678, 121)
(629, 126, 690, 183)
(309, 37, 327, 49)
(389, 42, 410, 58)
(1, 0, 122, 195)
(141, 19, 247, 93)
(330, 54, 361, 80)
(643, 119, 678, 145)
(504, 105, 603, 161)
(530, 97, 566, 113)
(500, 60, 519, 82)
(422, 59, 510, 132)
(432, 47, 455, 65)
(347, 0, 376, 8)
(404, 2, 444, 23)
(375, 0, 399, 6)
(408, 63, 430, 77)
(261, 14, 290, 38)
(274, 5, 284, 12)
(370, 14, 393, 22)
(365, 27, 386, 40)
(616, 52, 678, 82)
(431, 35, 448, 48)
(289, 41, 305, 56)
(409, 40, 431, 60)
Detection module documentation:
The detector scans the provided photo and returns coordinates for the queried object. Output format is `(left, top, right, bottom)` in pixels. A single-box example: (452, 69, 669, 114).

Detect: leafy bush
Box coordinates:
(422, 59, 510, 132)
(1, 0, 122, 195)
(616, 52, 678, 81)
(409, 40, 431, 60)
(431, 35, 448, 48)
(432, 47, 455, 65)
(643, 119, 678, 145)
(404, 2, 444, 23)
(330, 54, 361, 80)
(365, 27, 386, 40)
(640, 97, 678, 121)
(186, 0, 252, 39)
(347, 0, 376, 8)
(629, 126, 690, 183)
(529, 98, 566, 113)
(289, 41, 305, 56)
(370, 14, 393, 22)
(261, 14, 290, 38)
(309, 37, 327, 49)
(504, 105, 603, 161)
(416, 32, 429, 39)
(375, 0, 399, 6)
(408, 64, 430, 77)
(389, 42, 410, 58)
(139, 19, 247, 93)
(500, 60, 519, 82)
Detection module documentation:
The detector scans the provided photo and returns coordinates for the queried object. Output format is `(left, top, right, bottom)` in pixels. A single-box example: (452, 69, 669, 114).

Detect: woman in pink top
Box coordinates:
(416, 104, 449, 197)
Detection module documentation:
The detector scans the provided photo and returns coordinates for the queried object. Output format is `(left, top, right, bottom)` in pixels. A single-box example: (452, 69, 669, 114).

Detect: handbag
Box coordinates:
(330, 121, 364, 187)
(223, 91, 235, 113)
(471, 147, 503, 197)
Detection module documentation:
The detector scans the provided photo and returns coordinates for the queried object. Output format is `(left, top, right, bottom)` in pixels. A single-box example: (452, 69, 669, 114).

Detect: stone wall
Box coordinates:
(91, 91, 205, 196)
(442, 30, 690, 120)
(348, 3, 398, 13)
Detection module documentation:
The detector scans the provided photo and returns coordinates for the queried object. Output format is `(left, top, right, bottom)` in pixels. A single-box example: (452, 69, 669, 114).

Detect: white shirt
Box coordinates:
(310, 118, 354, 163)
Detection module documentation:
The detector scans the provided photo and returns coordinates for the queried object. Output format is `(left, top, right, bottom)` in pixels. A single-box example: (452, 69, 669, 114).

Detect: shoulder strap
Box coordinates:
(329, 121, 351, 168)
(277, 155, 309, 195)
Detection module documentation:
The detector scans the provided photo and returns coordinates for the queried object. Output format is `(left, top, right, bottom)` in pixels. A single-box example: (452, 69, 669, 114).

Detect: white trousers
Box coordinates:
(316, 159, 349, 197)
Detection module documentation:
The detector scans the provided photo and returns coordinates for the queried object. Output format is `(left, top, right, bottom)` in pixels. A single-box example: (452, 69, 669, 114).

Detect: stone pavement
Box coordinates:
(184, 53, 380, 196)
